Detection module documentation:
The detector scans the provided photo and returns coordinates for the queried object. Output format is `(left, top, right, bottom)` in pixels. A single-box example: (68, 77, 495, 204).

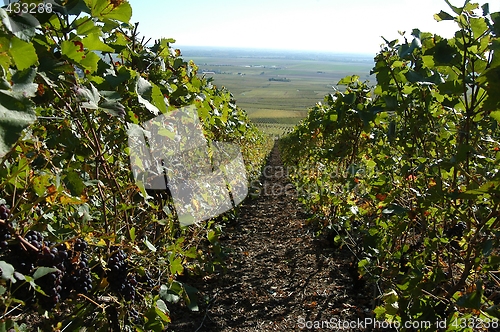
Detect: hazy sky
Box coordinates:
(128, 0, 500, 54)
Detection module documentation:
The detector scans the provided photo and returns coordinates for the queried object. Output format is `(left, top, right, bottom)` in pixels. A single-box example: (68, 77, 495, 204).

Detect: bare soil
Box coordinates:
(167, 143, 375, 331)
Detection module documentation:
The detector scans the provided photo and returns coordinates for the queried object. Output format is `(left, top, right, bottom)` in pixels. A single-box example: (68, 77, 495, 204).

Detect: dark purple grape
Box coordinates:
(106, 249, 136, 301)
(0, 204, 11, 221)
(74, 238, 88, 252)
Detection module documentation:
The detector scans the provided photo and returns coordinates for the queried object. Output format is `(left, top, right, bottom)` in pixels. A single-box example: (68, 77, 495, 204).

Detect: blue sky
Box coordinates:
(128, 0, 500, 54)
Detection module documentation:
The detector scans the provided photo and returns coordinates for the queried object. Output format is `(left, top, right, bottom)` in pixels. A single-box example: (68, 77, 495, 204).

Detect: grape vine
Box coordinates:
(281, 2, 500, 330)
(0, 0, 272, 330)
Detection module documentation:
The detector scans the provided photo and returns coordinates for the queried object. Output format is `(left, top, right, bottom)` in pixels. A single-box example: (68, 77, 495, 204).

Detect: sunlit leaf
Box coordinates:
(61, 39, 86, 62)
(82, 33, 115, 52)
(433, 10, 454, 21)
(169, 256, 183, 275)
(144, 238, 157, 252)
(9, 37, 38, 70)
(84, 0, 132, 23)
(491, 110, 500, 122)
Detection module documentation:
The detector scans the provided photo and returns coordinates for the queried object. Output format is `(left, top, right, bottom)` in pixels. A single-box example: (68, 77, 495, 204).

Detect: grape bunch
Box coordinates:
(4, 232, 94, 310)
(37, 270, 63, 309)
(0, 203, 11, 221)
(25, 230, 43, 250)
(0, 204, 12, 250)
(61, 239, 92, 299)
(33, 243, 69, 309)
(0, 222, 146, 311)
(107, 248, 136, 301)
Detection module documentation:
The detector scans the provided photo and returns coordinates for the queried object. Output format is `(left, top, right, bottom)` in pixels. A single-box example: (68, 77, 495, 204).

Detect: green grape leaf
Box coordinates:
(0, 261, 15, 282)
(144, 238, 157, 252)
(337, 75, 359, 86)
(457, 282, 483, 309)
(75, 84, 100, 109)
(104, 2, 132, 22)
(84, 0, 132, 23)
(32, 173, 52, 197)
(74, 17, 101, 35)
(80, 51, 101, 73)
(485, 305, 500, 319)
(491, 110, 500, 122)
(82, 33, 115, 52)
(64, 171, 85, 196)
(433, 10, 455, 22)
(399, 37, 421, 58)
(491, 12, 500, 37)
(61, 37, 101, 73)
(373, 306, 386, 320)
(136, 77, 160, 115)
(61, 39, 86, 63)
(444, 0, 464, 15)
(470, 17, 488, 39)
(151, 83, 167, 114)
(159, 283, 180, 303)
(0, 9, 39, 41)
(53, 0, 92, 16)
(9, 37, 38, 70)
(99, 91, 125, 117)
(110, 31, 129, 48)
(129, 227, 136, 241)
(169, 256, 183, 275)
(0, 36, 12, 72)
(182, 283, 199, 312)
(105, 66, 134, 87)
(11, 68, 38, 98)
(156, 300, 170, 319)
(33, 267, 59, 280)
(0, 73, 36, 157)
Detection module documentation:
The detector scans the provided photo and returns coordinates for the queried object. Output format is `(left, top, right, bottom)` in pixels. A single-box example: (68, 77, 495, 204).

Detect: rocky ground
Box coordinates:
(166, 143, 376, 331)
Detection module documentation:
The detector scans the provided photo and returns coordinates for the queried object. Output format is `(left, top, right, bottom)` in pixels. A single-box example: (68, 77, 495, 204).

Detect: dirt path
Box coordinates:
(167, 143, 372, 331)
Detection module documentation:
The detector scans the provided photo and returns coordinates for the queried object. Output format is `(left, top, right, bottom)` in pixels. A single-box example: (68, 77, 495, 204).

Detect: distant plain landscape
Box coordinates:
(181, 47, 375, 134)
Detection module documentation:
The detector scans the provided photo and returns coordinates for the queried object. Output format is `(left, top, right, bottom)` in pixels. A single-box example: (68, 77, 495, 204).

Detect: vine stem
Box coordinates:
(81, 109, 111, 232)
(0, 219, 39, 252)
(16, 234, 39, 252)
(77, 293, 106, 311)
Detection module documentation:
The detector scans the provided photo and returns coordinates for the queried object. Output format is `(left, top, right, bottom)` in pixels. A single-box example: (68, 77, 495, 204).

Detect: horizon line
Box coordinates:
(172, 44, 375, 57)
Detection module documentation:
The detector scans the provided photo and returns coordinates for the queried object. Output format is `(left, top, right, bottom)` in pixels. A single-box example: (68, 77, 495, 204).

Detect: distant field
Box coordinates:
(181, 47, 374, 130)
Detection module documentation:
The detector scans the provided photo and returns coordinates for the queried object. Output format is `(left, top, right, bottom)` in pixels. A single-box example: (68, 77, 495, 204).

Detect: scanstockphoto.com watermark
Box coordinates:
(298, 317, 433, 330)
(297, 317, 500, 330)
(249, 164, 374, 197)
(127, 105, 248, 226)
(258, 164, 373, 180)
